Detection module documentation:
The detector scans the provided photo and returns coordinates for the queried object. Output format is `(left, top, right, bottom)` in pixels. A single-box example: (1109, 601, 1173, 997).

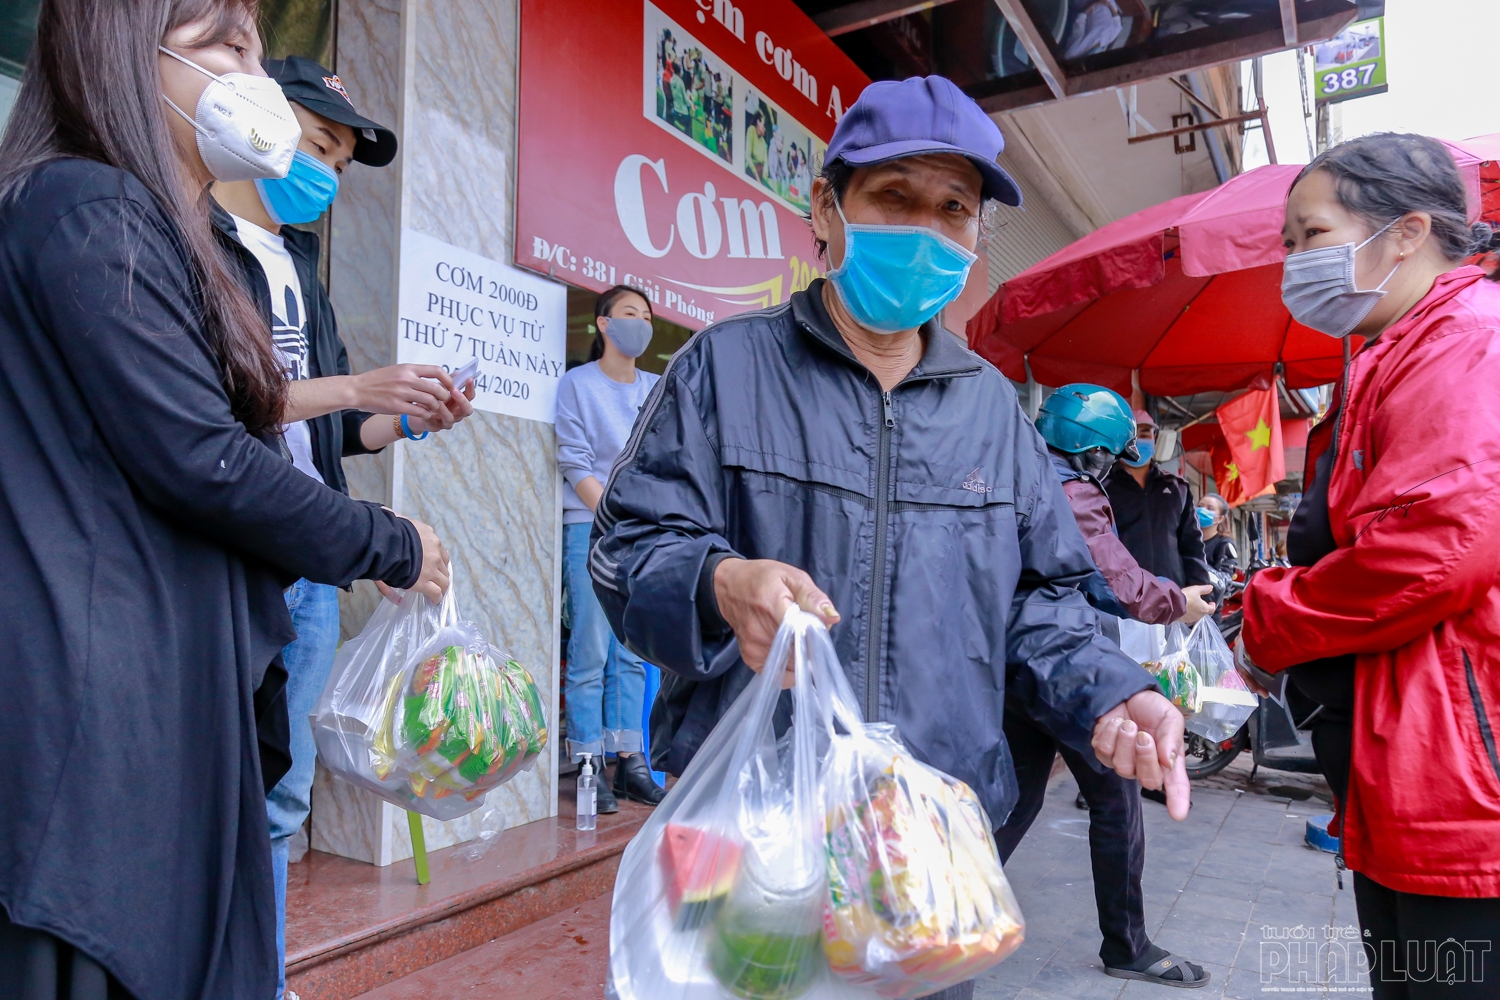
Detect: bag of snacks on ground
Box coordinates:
(606, 610, 1024, 1000)
(1179, 617, 1256, 743)
(311, 586, 548, 821)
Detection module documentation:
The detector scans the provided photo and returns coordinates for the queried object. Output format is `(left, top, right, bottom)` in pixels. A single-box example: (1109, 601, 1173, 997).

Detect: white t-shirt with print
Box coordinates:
(229, 214, 325, 484)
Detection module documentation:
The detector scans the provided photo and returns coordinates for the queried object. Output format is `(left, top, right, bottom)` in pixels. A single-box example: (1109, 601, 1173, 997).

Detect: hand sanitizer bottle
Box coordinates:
(577, 753, 597, 832)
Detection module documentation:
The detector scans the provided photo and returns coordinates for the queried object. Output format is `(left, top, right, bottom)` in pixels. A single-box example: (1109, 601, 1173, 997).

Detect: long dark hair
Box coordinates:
(588, 284, 652, 363)
(1294, 133, 1492, 263)
(0, 0, 288, 434)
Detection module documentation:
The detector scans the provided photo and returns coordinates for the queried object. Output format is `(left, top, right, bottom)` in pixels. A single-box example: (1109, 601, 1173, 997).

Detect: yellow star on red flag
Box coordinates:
(1225, 462, 1240, 481)
(1246, 418, 1272, 450)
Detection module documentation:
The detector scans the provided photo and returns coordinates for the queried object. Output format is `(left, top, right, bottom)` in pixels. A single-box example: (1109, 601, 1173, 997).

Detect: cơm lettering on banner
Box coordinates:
(396, 229, 568, 423)
(517, 0, 870, 331)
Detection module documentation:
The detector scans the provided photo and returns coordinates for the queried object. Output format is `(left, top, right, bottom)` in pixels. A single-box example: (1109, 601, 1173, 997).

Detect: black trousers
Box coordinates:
(994, 709, 1151, 968)
(1354, 873, 1500, 1000)
(0, 906, 133, 1000)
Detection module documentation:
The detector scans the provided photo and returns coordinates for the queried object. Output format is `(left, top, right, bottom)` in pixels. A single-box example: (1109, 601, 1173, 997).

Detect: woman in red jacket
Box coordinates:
(1242, 133, 1500, 999)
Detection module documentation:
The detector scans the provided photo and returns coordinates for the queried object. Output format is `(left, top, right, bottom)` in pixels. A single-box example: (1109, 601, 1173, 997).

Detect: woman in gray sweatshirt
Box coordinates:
(556, 285, 666, 811)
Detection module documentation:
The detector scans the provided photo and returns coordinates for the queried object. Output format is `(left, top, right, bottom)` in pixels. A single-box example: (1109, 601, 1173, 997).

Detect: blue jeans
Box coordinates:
(266, 579, 341, 998)
(564, 521, 645, 761)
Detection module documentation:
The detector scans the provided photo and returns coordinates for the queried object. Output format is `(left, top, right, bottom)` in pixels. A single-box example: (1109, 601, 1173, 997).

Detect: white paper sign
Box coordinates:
(397, 229, 567, 423)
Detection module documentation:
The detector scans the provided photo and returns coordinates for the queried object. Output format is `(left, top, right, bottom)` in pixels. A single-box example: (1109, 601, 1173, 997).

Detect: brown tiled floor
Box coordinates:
(353, 892, 612, 999)
(285, 798, 647, 967)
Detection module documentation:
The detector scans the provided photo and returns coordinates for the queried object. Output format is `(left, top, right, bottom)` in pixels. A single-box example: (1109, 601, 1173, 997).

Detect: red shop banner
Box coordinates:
(516, 0, 870, 330)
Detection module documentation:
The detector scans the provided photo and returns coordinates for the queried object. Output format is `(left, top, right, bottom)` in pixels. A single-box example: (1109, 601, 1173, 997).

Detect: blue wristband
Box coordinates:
(401, 414, 429, 441)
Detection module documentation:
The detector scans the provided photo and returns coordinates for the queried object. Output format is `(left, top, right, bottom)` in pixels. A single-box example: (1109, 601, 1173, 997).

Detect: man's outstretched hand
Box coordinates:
(714, 557, 839, 686)
(1093, 690, 1191, 820)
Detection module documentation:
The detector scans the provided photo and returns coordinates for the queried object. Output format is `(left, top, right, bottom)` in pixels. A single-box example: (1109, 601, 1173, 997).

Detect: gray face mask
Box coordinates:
(1281, 222, 1401, 338)
(602, 316, 653, 358)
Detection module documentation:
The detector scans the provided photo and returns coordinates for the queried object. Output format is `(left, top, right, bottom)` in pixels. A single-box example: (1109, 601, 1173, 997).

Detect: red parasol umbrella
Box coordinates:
(967, 136, 1500, 399)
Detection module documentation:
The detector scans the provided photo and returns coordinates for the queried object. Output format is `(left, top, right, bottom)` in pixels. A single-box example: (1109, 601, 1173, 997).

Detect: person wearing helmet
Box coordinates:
(993, 384, 1213, 990)
(1036, 385, 1216, 627)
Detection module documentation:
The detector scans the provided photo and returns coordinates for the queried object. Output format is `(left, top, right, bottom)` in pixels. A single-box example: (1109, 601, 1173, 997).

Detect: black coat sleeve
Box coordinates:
(1004, 406, 1156, 760)
(590, 355, 742, 680)
(37, 196, 420, 588)
(1177, 481, 1212, 586)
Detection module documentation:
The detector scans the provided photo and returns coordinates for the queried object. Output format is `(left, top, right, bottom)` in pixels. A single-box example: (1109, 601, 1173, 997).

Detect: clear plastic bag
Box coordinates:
(820, 700, 1026, 997)
(1179, 618, 1256, 743)
(1146, 623, 1202, 715)
(607, 609, 1024, 1000)
(311, 587, 548, 821)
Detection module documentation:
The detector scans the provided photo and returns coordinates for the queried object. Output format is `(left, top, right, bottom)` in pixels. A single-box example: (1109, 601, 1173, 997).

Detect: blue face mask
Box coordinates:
(1196, 506, 1216, 528)
(254, 149, 339, 225)
(827, 202, 977, 334)
(1122, 437, 1154, 468)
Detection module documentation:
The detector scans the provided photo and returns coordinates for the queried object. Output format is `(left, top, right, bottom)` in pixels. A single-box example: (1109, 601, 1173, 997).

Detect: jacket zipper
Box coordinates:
(1464, 649, 1500, 786)
(865, 389, 895, 723)
(1329, 355, 1354, 889)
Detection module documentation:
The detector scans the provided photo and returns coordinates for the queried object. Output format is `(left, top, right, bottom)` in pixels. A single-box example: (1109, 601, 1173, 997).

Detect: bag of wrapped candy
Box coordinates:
(819, 674, 1025, 997)
(606, 609, 1024, 1000)
(1179, 617, 1256, 743)
(311, 584, 548, 821)
(387, 618, 549, 808)
(1141, 623, 1202, 715)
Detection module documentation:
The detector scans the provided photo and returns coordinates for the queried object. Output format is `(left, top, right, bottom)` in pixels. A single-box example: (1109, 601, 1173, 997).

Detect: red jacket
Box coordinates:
(1244, 268, 1500, 898)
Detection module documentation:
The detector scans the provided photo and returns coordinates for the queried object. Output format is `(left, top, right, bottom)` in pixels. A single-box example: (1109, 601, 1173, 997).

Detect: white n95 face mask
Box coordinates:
(159, 46, 301, 182)
(1280, 222, 1401, 338)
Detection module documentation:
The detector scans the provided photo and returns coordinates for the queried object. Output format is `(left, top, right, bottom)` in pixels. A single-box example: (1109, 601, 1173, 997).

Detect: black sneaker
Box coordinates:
(613, 753, 666, 806)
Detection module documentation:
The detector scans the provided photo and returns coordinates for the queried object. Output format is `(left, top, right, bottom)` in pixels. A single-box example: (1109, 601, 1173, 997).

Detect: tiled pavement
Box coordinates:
(975, 756, 1369, 999)
(357, 756, 1367, 998)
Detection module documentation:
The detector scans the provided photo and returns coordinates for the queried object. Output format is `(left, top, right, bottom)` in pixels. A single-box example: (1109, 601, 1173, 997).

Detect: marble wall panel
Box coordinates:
(313, 0, 562, 863)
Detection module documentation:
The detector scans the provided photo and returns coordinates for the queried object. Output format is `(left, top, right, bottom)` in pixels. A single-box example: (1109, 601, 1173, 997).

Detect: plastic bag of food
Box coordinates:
(608, 608, 838, 1000)
(819, 670, 1025, 997)
(389, 619, 549, 807)
(1142, 623, 1201, 714)
(311, 586, 547, 821)
(606, 609, 1024, 1000)
(1179, 617, 1256, 743)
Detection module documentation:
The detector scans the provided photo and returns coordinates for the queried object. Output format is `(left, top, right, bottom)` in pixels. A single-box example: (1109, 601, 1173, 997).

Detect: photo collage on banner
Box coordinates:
(641, 2, 827, 218)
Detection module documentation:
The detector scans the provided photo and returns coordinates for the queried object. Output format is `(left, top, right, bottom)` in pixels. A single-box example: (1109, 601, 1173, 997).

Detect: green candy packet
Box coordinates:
(388, 637, 549, 801)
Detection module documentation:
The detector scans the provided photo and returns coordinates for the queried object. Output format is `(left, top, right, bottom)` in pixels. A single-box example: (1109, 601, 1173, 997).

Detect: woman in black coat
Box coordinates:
(0, 2, 451, 997)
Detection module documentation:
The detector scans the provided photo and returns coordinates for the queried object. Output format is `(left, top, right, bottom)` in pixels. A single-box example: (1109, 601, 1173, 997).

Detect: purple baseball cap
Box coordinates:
(827, 75, 1022, 206)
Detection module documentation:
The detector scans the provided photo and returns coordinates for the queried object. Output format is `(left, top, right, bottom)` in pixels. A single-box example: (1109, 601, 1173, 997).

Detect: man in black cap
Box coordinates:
(210, 55, 475, 1000)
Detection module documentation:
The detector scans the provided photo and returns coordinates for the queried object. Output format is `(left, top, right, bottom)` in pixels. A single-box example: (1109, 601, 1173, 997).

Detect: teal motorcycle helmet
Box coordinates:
(1036, 383, 1140, 464)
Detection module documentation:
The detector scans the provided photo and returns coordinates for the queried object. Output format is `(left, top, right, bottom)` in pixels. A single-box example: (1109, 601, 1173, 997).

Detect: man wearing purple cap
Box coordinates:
(591, 78, 1195, 997)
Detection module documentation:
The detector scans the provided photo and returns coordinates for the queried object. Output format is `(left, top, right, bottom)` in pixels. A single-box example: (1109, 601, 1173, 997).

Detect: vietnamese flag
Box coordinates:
(1210, 434, 1248, 506)
(1216, 387, 1285, 503)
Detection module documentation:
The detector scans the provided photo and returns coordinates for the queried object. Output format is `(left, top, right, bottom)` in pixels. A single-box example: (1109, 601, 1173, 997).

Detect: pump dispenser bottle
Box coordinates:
(577, 753, 597, 832)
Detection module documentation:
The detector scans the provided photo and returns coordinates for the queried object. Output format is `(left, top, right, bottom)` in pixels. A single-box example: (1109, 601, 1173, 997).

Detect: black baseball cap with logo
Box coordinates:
(263, 55, 398, 167)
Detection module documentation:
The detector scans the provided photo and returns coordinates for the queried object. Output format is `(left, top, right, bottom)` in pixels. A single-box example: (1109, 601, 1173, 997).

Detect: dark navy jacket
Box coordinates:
(589, 280, 1154, 825)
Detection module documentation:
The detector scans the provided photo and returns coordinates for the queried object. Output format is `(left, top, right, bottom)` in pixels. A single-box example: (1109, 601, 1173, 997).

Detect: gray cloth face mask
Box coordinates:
(1281, 222, 1401, 338)
(602, 316, 653, 358)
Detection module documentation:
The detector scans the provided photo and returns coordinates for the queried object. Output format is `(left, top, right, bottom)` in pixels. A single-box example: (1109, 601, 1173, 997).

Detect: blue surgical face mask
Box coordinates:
(254, 149, 339, 225)
(1122, 437, 1154, 468)
(1196, 506, 1217, 528)
(827, 201, 978, 335)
